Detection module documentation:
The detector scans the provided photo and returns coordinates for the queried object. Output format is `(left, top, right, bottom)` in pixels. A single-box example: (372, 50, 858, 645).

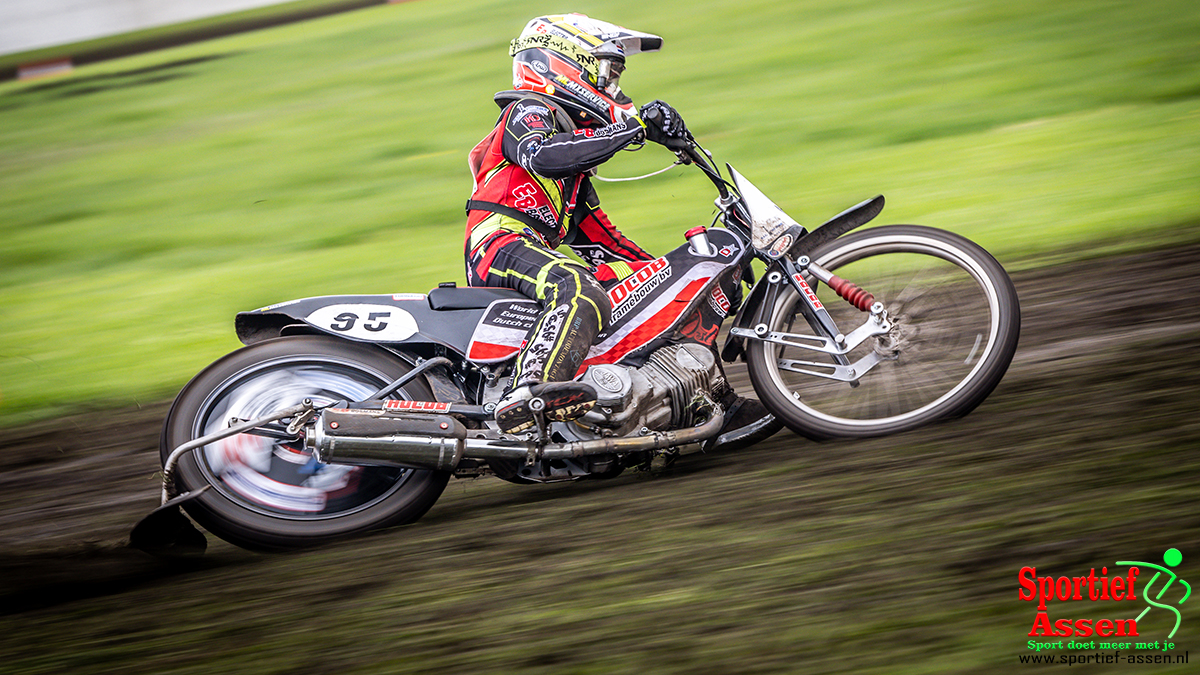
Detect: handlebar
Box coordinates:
(640, 106, 728, 198)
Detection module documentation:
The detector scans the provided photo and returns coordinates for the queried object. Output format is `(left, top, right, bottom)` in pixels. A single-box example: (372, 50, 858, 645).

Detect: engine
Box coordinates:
(574, 342, 722, 438)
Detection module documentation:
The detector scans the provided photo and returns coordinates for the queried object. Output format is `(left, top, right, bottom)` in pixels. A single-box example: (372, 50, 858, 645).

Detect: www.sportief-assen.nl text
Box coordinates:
(1019, 651, 1188, 665)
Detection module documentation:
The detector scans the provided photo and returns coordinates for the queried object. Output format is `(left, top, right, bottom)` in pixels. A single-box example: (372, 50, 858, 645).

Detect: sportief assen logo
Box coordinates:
(1017, 548, 1190, 665)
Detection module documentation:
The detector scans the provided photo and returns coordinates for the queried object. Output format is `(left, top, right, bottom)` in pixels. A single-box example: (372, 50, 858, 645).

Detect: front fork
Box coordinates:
(730, 256, 892, 384)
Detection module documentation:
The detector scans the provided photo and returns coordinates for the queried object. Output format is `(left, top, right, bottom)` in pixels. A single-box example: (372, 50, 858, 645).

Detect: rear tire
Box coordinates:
(747, 225, 1020, 440)
(162, 336, 449, 551)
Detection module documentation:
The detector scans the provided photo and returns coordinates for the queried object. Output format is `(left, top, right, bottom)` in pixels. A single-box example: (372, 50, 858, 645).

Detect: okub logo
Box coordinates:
(609, 258, 670, 322)
(383, 400, 450, 413)
(791, 273, 823, 310)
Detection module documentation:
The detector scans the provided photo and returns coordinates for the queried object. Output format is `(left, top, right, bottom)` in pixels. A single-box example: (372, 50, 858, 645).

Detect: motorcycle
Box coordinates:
(131, 128, 1020, 555)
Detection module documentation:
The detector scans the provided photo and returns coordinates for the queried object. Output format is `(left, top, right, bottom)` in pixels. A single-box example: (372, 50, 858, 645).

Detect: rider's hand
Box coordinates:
(639, 100, 689, 147)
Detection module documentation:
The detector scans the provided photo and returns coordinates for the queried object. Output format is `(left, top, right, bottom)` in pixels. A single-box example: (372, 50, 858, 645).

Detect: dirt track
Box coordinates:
(2, 241, 1199, 673)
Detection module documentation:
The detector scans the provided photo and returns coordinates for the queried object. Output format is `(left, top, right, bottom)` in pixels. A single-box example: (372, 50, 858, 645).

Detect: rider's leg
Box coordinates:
(469, 236, 609, 434)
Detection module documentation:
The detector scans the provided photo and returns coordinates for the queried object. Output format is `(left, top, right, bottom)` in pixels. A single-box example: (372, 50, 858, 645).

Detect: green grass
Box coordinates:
(1, 0, 1199, 424)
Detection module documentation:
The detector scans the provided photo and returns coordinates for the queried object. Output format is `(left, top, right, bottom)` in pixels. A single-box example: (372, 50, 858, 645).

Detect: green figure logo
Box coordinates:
(1117, 548, 1191, 639)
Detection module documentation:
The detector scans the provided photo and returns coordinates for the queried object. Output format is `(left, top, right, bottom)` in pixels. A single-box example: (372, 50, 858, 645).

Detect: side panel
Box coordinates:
(584, 229, 746, 367)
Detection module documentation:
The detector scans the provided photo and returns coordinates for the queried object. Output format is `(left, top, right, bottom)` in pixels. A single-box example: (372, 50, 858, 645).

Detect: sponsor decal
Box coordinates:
(306, 304, 419, 342)
(554, 314, 586, 373)
(708, 285, 732, 316)
(574, 245, 610, 269)
(768, 233, 793, 258)
(554, 74, 610, 111)
(515, 103, 551, 117)
(467, 300, 539, 363)
(521, 113, 548, 130)
(512, 182, 557, 226)
(1014, 548, 1192, 667)
(391, 293, 426, 301)
(584, 240, 735, 365)
(517, 303, 572, 380)
(383, 400, 451, 413)
(792, 274, 824, 310)
(609, 257, 671, 322)
(513, 33, 597, 67)
(489, 305, 540, 328)
(572, 121, 629, 139)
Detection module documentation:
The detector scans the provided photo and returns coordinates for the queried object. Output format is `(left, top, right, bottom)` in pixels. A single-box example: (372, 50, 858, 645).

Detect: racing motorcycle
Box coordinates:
(131, 129, 1020, 555)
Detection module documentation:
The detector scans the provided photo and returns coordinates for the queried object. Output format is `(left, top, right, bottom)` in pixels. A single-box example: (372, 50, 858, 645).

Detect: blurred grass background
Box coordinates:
(1, 0, 1198, 425)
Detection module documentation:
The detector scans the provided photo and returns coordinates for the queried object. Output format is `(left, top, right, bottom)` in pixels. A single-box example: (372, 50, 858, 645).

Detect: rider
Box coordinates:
(466, 14, 775, 445)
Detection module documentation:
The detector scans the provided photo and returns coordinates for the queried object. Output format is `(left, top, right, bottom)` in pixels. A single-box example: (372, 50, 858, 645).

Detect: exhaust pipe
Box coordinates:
(306, 399, 725, 471)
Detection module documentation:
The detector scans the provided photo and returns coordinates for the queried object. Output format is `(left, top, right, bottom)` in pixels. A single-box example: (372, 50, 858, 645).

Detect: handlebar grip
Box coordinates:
(640, 106, 694, 163)
(665, 137, 692, 151)
(666, 137, 693, 164)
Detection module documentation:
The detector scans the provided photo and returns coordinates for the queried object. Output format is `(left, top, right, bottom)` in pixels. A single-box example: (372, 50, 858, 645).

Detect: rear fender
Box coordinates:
(235, 293, 480, 355)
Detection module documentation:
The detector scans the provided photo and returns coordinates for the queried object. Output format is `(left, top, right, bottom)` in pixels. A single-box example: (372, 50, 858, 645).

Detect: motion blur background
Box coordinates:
(1, 1, 1198, 673)
(2, 0, 1197, 427)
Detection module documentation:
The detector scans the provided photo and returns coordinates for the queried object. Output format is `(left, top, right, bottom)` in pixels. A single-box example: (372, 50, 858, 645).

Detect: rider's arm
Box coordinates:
(563, 179, 655, 265)
(502, 99, 644, 179)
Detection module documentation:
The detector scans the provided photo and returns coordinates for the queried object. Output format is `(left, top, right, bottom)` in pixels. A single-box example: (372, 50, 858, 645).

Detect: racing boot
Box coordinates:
(708, 382, 783, 452)
(494, 381, 598, 435)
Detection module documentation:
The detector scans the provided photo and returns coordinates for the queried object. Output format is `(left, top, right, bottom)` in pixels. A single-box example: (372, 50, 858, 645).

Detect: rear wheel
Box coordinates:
(162, 335, 449, 551)
(747, 225, 1020, 440)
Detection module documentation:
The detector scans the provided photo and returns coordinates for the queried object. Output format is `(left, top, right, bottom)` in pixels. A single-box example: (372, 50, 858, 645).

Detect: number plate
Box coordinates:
(306, 304, 419, 341)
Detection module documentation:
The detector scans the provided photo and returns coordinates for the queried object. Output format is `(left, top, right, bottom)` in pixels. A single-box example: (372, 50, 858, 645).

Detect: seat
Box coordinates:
(427, 286, 530, 311)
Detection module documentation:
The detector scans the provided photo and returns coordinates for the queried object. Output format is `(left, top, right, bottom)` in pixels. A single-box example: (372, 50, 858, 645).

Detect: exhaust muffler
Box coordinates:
(306, 407, 466, 472)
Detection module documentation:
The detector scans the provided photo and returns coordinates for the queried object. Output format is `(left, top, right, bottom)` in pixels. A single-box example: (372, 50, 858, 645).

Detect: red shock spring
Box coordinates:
(825, 274, 875, 312)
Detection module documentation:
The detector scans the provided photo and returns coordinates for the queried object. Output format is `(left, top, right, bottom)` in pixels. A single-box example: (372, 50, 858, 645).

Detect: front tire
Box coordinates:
(747, 225, 1020, 440)
(162, 335, 449, 551)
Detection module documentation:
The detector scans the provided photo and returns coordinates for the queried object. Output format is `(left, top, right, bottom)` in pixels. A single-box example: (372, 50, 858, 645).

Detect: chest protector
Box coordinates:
(465, 95, 582, 249)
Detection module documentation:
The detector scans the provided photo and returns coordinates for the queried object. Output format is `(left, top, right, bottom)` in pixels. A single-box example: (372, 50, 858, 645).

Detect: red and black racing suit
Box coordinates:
(465, 95, 652, 389)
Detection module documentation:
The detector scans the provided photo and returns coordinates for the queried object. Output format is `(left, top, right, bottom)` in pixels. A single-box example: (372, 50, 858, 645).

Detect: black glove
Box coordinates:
(638, 100, 689, 147)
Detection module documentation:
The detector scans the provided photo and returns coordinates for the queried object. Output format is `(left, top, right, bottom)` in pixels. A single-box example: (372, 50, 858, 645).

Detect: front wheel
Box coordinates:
(162, 335, 449, 551)
(747, 225, 1020, 440)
